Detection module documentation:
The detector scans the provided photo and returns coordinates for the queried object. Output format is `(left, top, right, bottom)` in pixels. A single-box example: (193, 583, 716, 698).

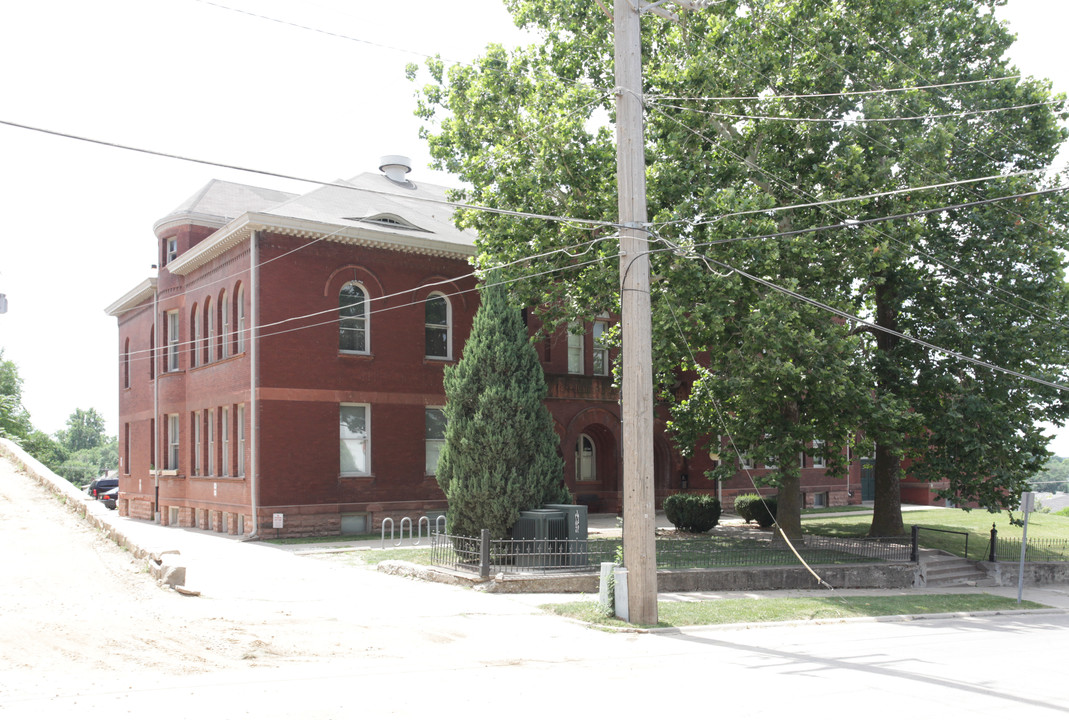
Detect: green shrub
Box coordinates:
(753, 497, 778, 528)
(1056, 507, 1069, 518)
(734, 493, 760, 521)
(664, 493, 722, 533)
(734, 494, 778, 528)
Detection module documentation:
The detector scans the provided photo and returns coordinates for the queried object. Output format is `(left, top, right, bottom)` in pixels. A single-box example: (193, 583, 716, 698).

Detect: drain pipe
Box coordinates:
(153, 269, 160, 523)
(249, 230, 260, 539)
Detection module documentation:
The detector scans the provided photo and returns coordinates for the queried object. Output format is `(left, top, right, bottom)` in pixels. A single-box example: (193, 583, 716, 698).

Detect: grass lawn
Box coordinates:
(803, 508, 1069, 561)
(262, 533, 381, 546)
(543, 593, 1047, 629)
(801, 505, 874, 515)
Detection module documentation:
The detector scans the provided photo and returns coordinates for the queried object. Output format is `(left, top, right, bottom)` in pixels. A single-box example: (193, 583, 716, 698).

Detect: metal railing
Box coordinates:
(988, 529, 1069, 563)
(430, 532, 912, 577)
(381, 515, 447, 548)
(912, 525, 969, 561)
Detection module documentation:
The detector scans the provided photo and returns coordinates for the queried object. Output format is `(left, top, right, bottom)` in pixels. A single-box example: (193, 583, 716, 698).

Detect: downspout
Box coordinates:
(153, 274, 160, 523)
(249, 230, 260, 538)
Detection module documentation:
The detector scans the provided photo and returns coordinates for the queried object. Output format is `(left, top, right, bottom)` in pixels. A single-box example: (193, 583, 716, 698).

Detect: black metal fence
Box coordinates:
(430, 532, 911, 578)
(988, 532, 1069, 563)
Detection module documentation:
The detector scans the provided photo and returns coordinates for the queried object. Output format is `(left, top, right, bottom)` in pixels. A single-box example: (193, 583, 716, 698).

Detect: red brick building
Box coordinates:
(107, 159, 867, 538)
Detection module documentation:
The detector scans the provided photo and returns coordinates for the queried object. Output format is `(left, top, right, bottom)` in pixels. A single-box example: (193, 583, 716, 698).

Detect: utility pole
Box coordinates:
(615, 0, 657, 625)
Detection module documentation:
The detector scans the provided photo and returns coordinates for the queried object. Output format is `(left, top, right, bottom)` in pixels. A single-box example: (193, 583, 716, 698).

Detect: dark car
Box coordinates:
(87, 476, 118, 499)
(99, 484, 119, 510)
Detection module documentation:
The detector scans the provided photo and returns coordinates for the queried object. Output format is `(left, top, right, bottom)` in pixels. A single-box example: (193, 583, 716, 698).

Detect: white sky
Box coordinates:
(1, 0, 1067, 456)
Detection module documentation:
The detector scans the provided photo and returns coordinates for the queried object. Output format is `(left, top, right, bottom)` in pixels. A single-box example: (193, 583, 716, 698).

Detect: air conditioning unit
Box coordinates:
(511, 509, 567, 568)
(543, 503, 589, 567)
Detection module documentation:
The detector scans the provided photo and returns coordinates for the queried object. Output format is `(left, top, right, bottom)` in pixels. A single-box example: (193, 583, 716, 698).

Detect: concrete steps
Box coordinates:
(919, 551, 994, 587)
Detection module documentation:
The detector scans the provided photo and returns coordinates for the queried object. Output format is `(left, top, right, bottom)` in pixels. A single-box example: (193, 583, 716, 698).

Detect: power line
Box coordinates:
(0, 118, 618, 231)
(649, 74, 1024, 102)
(650, 99, 1059, 124)
(646, 81, 1069, 334)
(686, 248, 1069, 393)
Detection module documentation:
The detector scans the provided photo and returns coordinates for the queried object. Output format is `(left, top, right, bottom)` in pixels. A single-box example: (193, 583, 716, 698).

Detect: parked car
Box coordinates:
(99, 484, 119, 510)
(87, 476, 118, 499)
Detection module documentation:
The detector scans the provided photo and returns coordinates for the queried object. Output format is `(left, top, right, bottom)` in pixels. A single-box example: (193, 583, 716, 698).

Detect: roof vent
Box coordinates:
(379, 155, 412, 183)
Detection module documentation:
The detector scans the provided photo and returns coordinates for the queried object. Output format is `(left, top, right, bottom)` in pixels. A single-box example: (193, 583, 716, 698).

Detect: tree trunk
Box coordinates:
(868, 277, 905, 537)
(776, 470, 803, 539)
(869, 441, 904, 536)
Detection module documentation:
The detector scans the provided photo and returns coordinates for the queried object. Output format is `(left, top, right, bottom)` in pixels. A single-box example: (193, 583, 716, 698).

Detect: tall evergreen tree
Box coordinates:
(437, 275, 571, 539)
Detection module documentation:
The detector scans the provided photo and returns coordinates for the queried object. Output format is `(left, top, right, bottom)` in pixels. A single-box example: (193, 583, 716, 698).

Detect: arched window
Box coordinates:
(236, 285, 246, 354)
(424, 293, 451, 359)
(205, 297, 215, 364)
(220, 289, 230, 358)
(190, 304, 200, 367)
(339, 282, 368, 353)
(576, 434, 596, 483)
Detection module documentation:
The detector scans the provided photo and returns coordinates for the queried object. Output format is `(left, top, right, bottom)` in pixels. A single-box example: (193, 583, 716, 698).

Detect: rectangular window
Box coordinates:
(425, 407, 446, 475)
(166, 310, 179, 372)
(193, 411, 202, 475)
(592, 320, 609, 376)
(237, 404, 246, 477)
(166, 237, 177, 264)
(567, 331, 584, 374)
(207, 408, 216, 476)
(424, 294, 450, 359)
(813, 491, 828, 508)
(123, 423, 130, 474)
(221, 406, 230, 477)
(811, 440, 826, 469)
(167, 414, 179, 471)
(340, 404, 370, 475)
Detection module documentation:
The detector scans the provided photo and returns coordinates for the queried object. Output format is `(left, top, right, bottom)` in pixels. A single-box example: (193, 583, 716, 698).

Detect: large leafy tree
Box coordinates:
(437, 275, 571, 539)
(56, 408, 108, 452)
(414, 0, 1069, 537)
(0, 349, 33, 441)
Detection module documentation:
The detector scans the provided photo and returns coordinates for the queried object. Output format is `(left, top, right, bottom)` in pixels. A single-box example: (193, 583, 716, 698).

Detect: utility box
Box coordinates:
(511, 509, 567, 568)
(543, 503, 588, 541)
(543, 503, 589, 567)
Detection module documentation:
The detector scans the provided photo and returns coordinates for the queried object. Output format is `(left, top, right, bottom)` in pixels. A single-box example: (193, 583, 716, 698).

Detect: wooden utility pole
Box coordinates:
(615, 0, 657, 625)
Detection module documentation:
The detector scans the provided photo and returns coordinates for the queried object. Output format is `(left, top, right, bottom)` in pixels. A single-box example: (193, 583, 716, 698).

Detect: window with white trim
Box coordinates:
(166, 310, 179, 372)
(811, 440, 826, 469)
(576, 434, 596, 483)
(165, 237, 177, 264)
(221, 289, 231, 359)
(425, 293, 451, 359)
(339, 282, 368, 353)
(191, 305, 201, 368)
(207, 408, 215, 476)
(237, 404, 246, 477)
(166, 414, 180, 471)
(567, 331, 584, 374)
(205, 297, 215, 364)
(236, 286, 246, 354)
(425, 407, 446, 475)
(221, 405, 230, 477)
(592, 320, 609, 376)
(193, 411, 202, 475)
(340, 404, 370, 475)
